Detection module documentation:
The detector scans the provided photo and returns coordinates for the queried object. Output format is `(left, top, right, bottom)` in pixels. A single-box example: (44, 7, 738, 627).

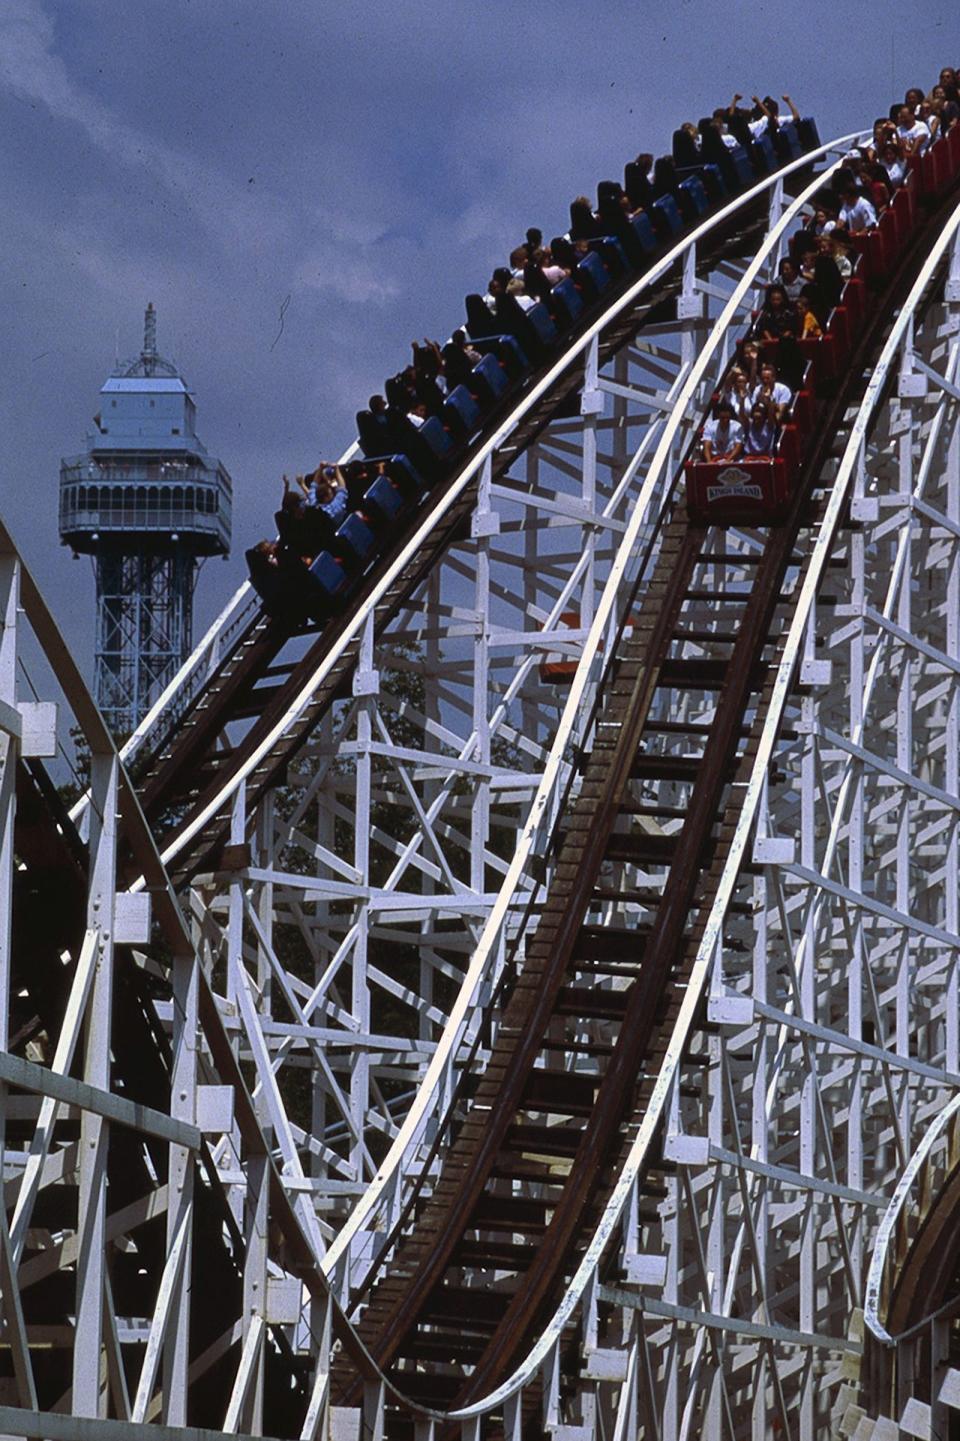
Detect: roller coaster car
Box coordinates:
(685, 456, 793, 526)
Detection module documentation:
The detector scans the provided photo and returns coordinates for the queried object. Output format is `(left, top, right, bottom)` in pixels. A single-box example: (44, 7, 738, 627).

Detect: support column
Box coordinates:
(72, 748, 119, 1417)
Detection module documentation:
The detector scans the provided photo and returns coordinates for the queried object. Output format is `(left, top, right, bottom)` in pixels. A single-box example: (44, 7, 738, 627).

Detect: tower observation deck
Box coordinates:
(58, 303, 232, 734)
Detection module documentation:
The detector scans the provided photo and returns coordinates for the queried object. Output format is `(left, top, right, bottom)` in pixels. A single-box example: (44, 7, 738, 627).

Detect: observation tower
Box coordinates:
(58, 303, 232, 735)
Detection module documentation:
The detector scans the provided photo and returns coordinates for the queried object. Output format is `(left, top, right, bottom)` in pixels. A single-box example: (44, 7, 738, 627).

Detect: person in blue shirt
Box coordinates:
(743, 399, 778, 457)
(300, 465, 349, 528)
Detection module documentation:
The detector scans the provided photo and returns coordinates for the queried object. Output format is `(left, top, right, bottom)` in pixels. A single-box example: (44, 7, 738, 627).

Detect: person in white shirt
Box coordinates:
(750, 364, 792, 425)
(702, 401, 745, 462)
(748, 105, 772, 141)
(880, 141, 908, 189)
(747, 92, 800, 140)
(838, 187, 877, 233)
(896, 105, 931, 156)
(711, 108, 740, 150)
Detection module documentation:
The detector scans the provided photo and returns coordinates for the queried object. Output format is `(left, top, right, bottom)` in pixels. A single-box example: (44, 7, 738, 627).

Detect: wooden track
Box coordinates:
(326, 178, 960, 1419)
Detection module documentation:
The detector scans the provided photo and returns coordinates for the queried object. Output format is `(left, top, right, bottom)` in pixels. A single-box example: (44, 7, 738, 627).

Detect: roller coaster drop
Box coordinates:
(3, 93, 960, 1441)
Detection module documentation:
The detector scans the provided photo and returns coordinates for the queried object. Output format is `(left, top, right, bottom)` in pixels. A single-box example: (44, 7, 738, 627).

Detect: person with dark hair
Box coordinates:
(246, 538, 316, 622)
(702, 399, 745, 461)
(724, 93, 754, 147)
(918, 97, 942, 144)
(740, 339, 761, 393)
(384, 369, 416, 412)
(710, 108, 740, 151)
(569, 197, 601, 241)
(879, 139, 908, 189)
(357, 394, 401, 456)
(755, 284, 798, 343)
(483, 268, 511, 311)
(805, 244, 844, 328)
(246, 538, 286, 611)
(341, 459, 381, 509)
(481, 272, 545, 358)
(746, 94, 778, 141)
(896, 103, 931, 156)
(624, 153, 656, 208)
(594, 181, 648, 265)
(837, 185, 877, 232)
(410, 339, 447, 414)
(865, 118, 897, 162)
(743, 396, 778, 457)
(523, 247, 569, 303)
(750, 362, 792, 425)
(442, 330, 482, 390)
(795, 239, 818, 288)
(674, 122, 701, 167)
(866, 164, 892, 213)
(276, 479, 318, 555)
(793, 207, 835, 263)
(778, 257, 803, 301)
(550, 235, 579, 271)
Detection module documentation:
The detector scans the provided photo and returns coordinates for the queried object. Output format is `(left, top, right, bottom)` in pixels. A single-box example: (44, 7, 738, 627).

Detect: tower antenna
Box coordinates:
(142, 302, 157, 375)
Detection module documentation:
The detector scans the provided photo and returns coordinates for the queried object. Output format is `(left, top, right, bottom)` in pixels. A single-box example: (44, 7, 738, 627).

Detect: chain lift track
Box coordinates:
(4, 111, 960, 1441)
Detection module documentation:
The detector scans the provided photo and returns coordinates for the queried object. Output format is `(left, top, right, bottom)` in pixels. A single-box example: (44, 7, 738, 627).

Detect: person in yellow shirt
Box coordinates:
(796, 293, 823, 339)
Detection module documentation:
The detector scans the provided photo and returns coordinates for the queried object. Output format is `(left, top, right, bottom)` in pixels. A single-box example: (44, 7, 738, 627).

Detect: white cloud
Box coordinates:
(293, 247, 401, 305)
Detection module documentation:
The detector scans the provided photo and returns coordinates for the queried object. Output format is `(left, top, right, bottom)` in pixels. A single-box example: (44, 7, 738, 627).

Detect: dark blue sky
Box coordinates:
(0, 0, 953, 670)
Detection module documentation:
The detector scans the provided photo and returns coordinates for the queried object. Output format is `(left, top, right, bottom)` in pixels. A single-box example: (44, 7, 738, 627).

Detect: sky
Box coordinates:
(0, 0, 954, 675)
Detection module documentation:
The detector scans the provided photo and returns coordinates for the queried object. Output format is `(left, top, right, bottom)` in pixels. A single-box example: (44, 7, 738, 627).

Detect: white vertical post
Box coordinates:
(847, 475, 866, 1294)
(163, 937, 198, 1424)
(72, 748, 119, 1417)
(471, 455, 493, 897)
(362, 1377, 385, 1441)
(946, 280, 960, 1075)
(581, 335, 601, 630)
(895, 333, 915, 1154)
(0, 552, 18, 1149)
(0, 552, 37, 1411)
